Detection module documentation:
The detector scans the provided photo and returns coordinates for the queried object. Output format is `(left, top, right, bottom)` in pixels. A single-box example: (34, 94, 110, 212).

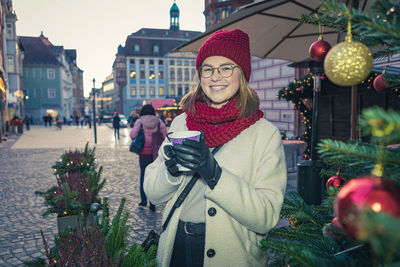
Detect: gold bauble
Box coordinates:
(324, 40, 372, 87)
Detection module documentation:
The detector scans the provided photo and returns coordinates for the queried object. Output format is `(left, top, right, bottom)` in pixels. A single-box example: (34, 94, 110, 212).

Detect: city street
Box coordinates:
(0, 124, 296, 266)
(0, 124, 164, 266)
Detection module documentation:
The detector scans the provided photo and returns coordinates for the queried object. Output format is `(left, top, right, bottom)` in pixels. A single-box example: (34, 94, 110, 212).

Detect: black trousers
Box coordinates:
(170, 221, 205, 267)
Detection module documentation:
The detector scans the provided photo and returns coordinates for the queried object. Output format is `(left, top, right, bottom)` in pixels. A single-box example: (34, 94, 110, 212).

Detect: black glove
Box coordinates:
(173, 131, 222, 189)
(163, 145, 183, 177)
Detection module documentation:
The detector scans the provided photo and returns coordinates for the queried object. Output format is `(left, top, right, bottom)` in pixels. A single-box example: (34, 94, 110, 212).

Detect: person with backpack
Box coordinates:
(130, 104, 167, 211)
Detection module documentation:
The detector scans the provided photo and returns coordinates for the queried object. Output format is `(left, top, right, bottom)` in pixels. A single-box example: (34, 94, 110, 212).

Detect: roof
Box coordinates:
(123, 28, 201, 57)
(19, 36, 61, 65)
(170, 3, 179, 12)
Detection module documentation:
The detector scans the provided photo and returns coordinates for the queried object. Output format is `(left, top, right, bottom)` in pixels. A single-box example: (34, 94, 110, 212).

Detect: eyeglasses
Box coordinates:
(199, 65, 239, 78)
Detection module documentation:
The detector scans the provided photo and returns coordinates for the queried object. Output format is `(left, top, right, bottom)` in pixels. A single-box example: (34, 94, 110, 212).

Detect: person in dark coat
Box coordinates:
(112, 112, 121, 139)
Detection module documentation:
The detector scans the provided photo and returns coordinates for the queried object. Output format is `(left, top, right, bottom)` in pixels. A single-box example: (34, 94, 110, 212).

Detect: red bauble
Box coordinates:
(373, 74, 387, 92)
(334, 177, 400, 238)
(326, 175, 347, 189)
(309, 40, 331, 61)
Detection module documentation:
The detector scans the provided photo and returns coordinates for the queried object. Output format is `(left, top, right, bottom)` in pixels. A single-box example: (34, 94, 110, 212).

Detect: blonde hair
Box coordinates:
(180, 68, 259, 118)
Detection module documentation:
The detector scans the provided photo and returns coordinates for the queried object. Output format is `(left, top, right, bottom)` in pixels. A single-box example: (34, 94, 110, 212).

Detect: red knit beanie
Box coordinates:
(196, 29, 251, 81)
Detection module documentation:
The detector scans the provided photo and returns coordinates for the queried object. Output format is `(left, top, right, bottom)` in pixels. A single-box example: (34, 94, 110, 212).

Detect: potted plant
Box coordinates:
(35, 143, 105, 233)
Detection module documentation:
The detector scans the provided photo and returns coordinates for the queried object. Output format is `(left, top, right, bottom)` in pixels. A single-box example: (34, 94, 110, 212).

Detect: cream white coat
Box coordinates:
(144, 113, 287, 267)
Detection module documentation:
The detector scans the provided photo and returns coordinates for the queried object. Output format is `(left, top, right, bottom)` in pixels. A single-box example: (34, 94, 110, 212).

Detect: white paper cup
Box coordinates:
(161, 131, 201, 172)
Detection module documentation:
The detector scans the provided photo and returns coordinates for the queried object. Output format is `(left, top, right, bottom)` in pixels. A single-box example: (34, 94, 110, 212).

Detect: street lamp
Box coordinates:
(92, 78, 97, 144)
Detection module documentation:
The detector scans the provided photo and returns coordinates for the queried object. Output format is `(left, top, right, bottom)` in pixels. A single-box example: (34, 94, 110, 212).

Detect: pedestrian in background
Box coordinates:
(24, 115, 30, 131)
(130, 104, 167, 211)
(143, 29, 287, 266)
(112, 112, 121, 139)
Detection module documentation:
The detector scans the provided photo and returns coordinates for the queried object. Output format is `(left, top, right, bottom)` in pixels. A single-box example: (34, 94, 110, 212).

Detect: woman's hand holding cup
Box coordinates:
(161, 131, 201, 175)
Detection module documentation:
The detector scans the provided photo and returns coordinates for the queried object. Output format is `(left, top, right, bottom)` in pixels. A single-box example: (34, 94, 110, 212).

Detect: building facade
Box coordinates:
(4, 0, 23, 122)
(65, 49, 84, 118)
(204, 0, 254, 30)
(112, 2, 201, 117)
(19, 34, 82, 124)
(101, 73, 114, 115)
(0, 0, 8, 141)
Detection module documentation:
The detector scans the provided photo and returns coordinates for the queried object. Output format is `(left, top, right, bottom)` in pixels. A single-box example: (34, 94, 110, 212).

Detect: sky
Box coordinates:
(13, 0, 206, 97)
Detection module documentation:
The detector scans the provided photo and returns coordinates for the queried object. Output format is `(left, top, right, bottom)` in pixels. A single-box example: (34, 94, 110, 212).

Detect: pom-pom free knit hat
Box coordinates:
(196, 29, 251, 81)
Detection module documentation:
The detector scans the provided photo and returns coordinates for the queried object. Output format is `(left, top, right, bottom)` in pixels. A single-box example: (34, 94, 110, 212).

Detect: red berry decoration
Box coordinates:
(326, 175, 347, 189)
(373, 73, 387, 92)
(309, 40, 331, 61)
(334, 176, 400, 239)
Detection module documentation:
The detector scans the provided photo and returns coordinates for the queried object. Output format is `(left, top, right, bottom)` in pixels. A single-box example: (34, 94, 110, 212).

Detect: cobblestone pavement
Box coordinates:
(0, 124, 297, 266)
(0, 124, 164, 266)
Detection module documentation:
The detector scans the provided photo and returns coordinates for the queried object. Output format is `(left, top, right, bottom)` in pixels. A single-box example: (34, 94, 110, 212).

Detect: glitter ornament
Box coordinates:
(324, 20, 372, 87)
(309, 39, 331, 61)
(373, 74, 387, 92)
(326, 175, 347, 189)
(324, 39, 372, 87)
(334, 176, 400, 239)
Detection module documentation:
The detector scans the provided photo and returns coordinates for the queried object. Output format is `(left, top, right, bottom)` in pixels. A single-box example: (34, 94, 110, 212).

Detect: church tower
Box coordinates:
(170, 1, 180, 31)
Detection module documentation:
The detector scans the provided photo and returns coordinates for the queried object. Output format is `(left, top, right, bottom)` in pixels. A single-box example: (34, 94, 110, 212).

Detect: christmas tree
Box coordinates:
(261, 1, 400, 266)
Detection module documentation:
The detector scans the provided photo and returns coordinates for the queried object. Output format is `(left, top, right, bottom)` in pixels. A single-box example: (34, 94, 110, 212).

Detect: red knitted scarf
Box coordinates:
(185, 98, 264, 147)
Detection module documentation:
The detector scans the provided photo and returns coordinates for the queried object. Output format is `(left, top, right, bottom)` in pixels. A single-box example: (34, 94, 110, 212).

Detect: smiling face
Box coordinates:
(200, 56, 241, 108)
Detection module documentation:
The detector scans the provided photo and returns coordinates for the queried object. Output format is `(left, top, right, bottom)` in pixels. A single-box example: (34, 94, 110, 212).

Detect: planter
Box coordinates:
(57, 215, 80, 233)
(57, 213, 96, 233)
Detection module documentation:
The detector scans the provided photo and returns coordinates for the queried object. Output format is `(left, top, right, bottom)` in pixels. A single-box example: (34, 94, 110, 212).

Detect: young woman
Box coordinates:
(144, 29, 287, 266)
(130, 104, 167, 211)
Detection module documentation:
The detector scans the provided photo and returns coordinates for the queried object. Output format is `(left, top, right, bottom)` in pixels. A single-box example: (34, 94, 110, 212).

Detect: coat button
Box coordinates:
(208, 207, 216, 216)
(206, 249, 216, 258)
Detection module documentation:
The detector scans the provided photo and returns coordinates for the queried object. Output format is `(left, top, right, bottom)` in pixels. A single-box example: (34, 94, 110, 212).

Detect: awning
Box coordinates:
(146, 99, 176, 109)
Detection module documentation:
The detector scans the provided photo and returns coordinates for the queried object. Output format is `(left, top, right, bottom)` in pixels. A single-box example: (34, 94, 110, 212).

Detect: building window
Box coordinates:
(140, 87, 146, 96)
(150, 87, 155, 96)
(7, 55, 15, 73)
(177, 60, 182, 66)
(149, 70, 155, 80)
(184, 60, 189, 66)
(191, 61, 195, 66)
(153, 45, 159, 53)
(185, 85, 190, 94)
(47, 69, 55, 79)
(130, 59, 135, 64)
(140, 59, 145, 65)
(159, 87, 164, 96)
(134, 44, 140, 52)
(6, 23, 13, 39)
(177, 69, 182, 81)
(169, 85, 175, 96)
(178, 85, 183, 96)
(158, 70, 164, 80)
(130, 86, 136, 96)
(170, 60, 175, 65)
(192, 68, 196, 79)
(149, 59, 154, 65)
(170, 69, 175, 81)
(130, 70, 136, 79)
(159, 60, 163, 65)
(140, 70, 145, 80)
(184, 68, 190, 81)
(48, 88, 56, 98)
